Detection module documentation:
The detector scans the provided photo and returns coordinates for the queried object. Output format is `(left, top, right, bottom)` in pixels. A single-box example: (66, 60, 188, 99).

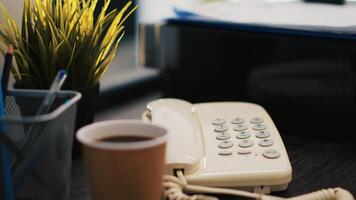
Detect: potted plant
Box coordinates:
(0, 0, 137, 157)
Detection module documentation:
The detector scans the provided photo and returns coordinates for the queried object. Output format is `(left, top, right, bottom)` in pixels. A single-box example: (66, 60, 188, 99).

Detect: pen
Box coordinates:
(36, 70, 67, 115)
(1, 45, 14, 96)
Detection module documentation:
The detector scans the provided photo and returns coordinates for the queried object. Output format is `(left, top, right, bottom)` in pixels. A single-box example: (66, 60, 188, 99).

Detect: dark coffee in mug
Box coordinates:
(99, 136, 152, 143)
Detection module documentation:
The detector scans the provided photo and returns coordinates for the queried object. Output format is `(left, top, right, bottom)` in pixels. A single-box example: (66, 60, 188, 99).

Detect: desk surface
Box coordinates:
(70, 94, 356, 199)
(70, 134, 356, 200)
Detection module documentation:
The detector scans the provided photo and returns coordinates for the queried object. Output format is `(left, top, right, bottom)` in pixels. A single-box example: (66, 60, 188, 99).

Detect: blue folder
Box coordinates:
(168, 7, 356, 41)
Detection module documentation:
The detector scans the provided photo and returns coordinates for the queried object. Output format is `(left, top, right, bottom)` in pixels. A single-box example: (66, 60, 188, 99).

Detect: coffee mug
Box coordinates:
(76, 120, 167, 200)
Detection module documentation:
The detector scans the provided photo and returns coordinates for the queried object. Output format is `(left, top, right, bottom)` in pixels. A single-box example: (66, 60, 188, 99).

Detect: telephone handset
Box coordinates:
(145, 99, 202, 175)
(144, 98, 355, 200)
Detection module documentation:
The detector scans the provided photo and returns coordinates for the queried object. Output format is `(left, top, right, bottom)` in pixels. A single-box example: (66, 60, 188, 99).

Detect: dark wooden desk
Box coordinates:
(70, 135, 356, 199)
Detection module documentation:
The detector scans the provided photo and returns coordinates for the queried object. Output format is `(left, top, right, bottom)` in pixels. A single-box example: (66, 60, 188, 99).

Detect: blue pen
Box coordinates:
(36, 70, 67, 115)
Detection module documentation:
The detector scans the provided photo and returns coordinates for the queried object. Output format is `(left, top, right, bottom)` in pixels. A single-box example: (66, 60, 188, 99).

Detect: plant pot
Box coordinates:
(72, 84, 100, 159)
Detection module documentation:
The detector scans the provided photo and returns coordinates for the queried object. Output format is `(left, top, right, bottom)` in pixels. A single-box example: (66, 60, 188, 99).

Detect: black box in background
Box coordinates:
(149, 21, 356, 139)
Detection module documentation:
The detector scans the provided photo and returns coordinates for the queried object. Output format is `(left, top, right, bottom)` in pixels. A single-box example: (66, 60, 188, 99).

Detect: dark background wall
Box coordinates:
(95, 0, 137, 39)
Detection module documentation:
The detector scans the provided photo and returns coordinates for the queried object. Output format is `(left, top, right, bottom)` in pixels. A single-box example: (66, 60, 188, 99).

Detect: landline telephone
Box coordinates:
(143, 98, 354, 200)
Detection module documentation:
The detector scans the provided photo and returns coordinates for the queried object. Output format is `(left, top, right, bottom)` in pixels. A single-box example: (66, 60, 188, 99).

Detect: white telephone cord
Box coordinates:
(163, 171, 354, 200)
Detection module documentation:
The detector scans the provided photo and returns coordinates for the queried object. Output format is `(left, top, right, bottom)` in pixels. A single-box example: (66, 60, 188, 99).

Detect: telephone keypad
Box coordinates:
(215, 125, 229, 132)
(259, 139, 274, 147)
(219, 150, 233, 156)
(236, 131, 250, 139)
(231, 118, 245, 124)
(218, 140, 234, 149)
(216, 132, 231, 140)
(252, 124, 267, 131)
(212, 118, 226, 125)
(250, 117, 264, 124)
(255, 131, 270, 138)
(233, 124, 248, 131)
(262, 149, 280, 159)
(238, 140, 254, 148)
(213, 117, 278, 158)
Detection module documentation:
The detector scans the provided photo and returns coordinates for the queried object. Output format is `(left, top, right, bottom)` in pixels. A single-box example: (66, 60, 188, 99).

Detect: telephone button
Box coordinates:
(252, 124, 267, 131)
(250, 117, 264, 124)
(216, 132, 231, 140)
(219, 150, 233, 156)
(238, 149, 251, 155)
(214, 125, 229, 132)
(231, 118, 245, 124)
(236, 131, 250, 139)
(218, 140, 234, 149)
(238, 140, 254, 148)
(255, 131, 270, 138)
(259, 139, 274, 147)
(212, 118, 225, 125)
(233, 124, 248, 131)
(263, 149, 280, 159)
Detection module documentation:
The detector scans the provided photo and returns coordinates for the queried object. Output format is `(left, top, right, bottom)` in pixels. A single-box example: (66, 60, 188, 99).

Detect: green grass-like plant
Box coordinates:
(0, 0, 137, 89)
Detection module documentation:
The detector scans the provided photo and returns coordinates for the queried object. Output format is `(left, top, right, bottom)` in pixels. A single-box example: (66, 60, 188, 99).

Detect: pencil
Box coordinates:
(1, 44, 14, 95)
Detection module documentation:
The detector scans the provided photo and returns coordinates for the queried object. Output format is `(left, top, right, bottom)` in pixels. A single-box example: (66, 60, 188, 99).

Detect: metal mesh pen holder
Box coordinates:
(0, 89, 81, 200)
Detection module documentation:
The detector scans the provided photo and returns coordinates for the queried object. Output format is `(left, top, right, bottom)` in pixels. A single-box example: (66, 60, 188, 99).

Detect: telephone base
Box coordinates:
(145, 99, 292, 195)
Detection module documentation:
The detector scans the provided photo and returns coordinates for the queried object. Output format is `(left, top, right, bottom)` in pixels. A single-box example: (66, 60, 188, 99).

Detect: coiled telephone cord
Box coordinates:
(163, 171, 354, 200)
